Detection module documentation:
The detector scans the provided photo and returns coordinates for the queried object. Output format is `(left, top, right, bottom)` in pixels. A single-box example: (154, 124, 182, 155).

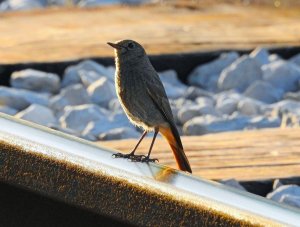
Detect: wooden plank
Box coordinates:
(100, 128, 300, 181)
(0, 4, 300, 63)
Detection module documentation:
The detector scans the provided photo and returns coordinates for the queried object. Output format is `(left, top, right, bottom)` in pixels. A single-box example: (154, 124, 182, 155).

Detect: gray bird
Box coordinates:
(107, 39, 192, 173)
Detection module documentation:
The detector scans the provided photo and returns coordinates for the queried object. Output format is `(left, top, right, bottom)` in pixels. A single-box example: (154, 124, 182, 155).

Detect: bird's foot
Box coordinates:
(112, 152, 146, 162)
(141, 156, 159, 163)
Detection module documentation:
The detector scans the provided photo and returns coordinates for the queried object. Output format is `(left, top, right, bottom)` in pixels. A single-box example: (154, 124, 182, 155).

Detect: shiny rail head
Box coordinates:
(0, 113, 299, 226)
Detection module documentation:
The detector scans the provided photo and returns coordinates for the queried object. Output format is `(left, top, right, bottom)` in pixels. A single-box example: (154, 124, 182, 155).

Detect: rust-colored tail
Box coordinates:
(159, 126, 192, 173)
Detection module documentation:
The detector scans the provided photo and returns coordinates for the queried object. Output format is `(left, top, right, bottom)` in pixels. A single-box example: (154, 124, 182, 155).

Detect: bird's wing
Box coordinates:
(144, 73, 183, 149)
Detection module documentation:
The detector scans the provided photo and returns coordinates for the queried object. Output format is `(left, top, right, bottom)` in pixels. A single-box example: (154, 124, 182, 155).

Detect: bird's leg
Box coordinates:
(141, 128, 159, 163)
(112, 130, 148, 161)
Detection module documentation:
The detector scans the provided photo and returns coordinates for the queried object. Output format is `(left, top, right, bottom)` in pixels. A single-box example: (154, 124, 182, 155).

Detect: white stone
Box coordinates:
(216, 98, 238, 115)
(10, 69, 60, 93)
(2, 0, 44, 11)
(82, 112, 132, 137)
(218, 55, 262, 92)
(188, 52, 239, 91)
(98, 127, 140, 140)
(246, 116, 280, 129)
(0, 86, 49, 110)
(183, 115, 249, 135)
(79, 70, 102, 87)
(244, 81, 284, 104)
(15, 104, 57, 127)
(269, 54, 281, 62)
(0, 106, 18, 115)
(220, 178, 246, 191)
(159, 70, 187, 99)
(280, 194, 300, 208)
(237, 98, 265, 116)
(269, 100, 300, 117)
(273, 179, 283, 190)
(50, 84, 91, 112)
(284, 91, 300, 101)
(183, 86, 213, 100)
(108, 98, 122, 112)
(262, 60, 300, 92)
(267, 185, 300, 202)
(290, 53, 300, 67)
(62, 60, 113, 87)
(177, 105, 218, 125)
(249, 47, 270, 66)
(195, 96, 215, 107)
(87, 77, 116, 107)
(59, 104, 108, 132)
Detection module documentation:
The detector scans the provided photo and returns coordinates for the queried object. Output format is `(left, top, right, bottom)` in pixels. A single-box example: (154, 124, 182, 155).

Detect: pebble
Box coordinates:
(62, 60, 113, 87)
(50, 84, 91, 113)
(262, 60, 300, 92)
(218, 55, 262, 92)
(87, 77, 116, 107)
(59, 104, 108, 132)
(219, 178, 247, 191)
(267, 185, 300, 204)
(188, 52, 239, 91)
(0, 86, 49, 110)
(244, 81, 284, 104)
(10, 69, 60, 93)
(249, 47, 270, 66)
(98, 127, 140, 140)
(0, 106, 18, 115)
(15, 104, 57, 127)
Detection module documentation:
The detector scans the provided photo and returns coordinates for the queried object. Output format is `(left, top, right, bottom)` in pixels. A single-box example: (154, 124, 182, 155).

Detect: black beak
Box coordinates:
(107, 42, 123, 50)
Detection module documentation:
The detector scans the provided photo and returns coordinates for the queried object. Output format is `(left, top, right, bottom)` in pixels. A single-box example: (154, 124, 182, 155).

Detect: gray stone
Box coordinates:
(59, 104, 108, 132)
(218, 55, 262, 92)
(273, 179, 283, 190)
(246, 116, 281, 129)
(183, 115, 249, 135)
(249, 47, 270, 66)
(170, 98, 195, 109)
(79, 70, 102, 87)
(10, 69, 60, 93)
(62, 60, 113, 87)
(188, 52, 239, 91)
(269, 100, 300, 117)
(159, 70, 187, 99)
(216, 98, 238, 116)
(0, 106, 18, 115)
(262, 60, 300, 92)
(50, 84, 91, 112)
(195, 96, 215, 107)
(177, 105, 218, 125)
(183, 86, 213, 100)
(290, 53, 300, 67)
(87, 77, 116, 107)
(0, 86, 49, 110)
(280, 194, 300, 208)
(108, 98, 122, 112)
(220, 178, 246, 191)
(284, 91, 300, 101)
(269, 54, 281, 63)
(1, 0, 44, 11)
(99, 127, 140, 140)
(82, 112, 132, 137)
(15, 104, 57, 127)
(244, 81, 284, 104)
(237, 98, 265, 116)
(267, 185, 300, 202)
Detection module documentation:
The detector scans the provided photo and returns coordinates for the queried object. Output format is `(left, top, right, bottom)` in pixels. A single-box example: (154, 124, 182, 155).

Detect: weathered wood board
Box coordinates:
(0, 4, 300, 63)
(101, 128, 300, 181)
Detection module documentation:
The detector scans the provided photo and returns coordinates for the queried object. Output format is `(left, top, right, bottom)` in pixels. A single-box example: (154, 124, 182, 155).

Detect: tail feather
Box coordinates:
(159, 126, 192, 173)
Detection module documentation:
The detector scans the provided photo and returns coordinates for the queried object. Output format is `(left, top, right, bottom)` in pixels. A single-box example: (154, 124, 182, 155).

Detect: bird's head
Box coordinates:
(107, 39, 146, 63)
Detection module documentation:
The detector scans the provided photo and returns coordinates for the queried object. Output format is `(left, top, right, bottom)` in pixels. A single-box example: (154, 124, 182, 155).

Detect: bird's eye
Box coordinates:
(128, 42, 135, 49)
